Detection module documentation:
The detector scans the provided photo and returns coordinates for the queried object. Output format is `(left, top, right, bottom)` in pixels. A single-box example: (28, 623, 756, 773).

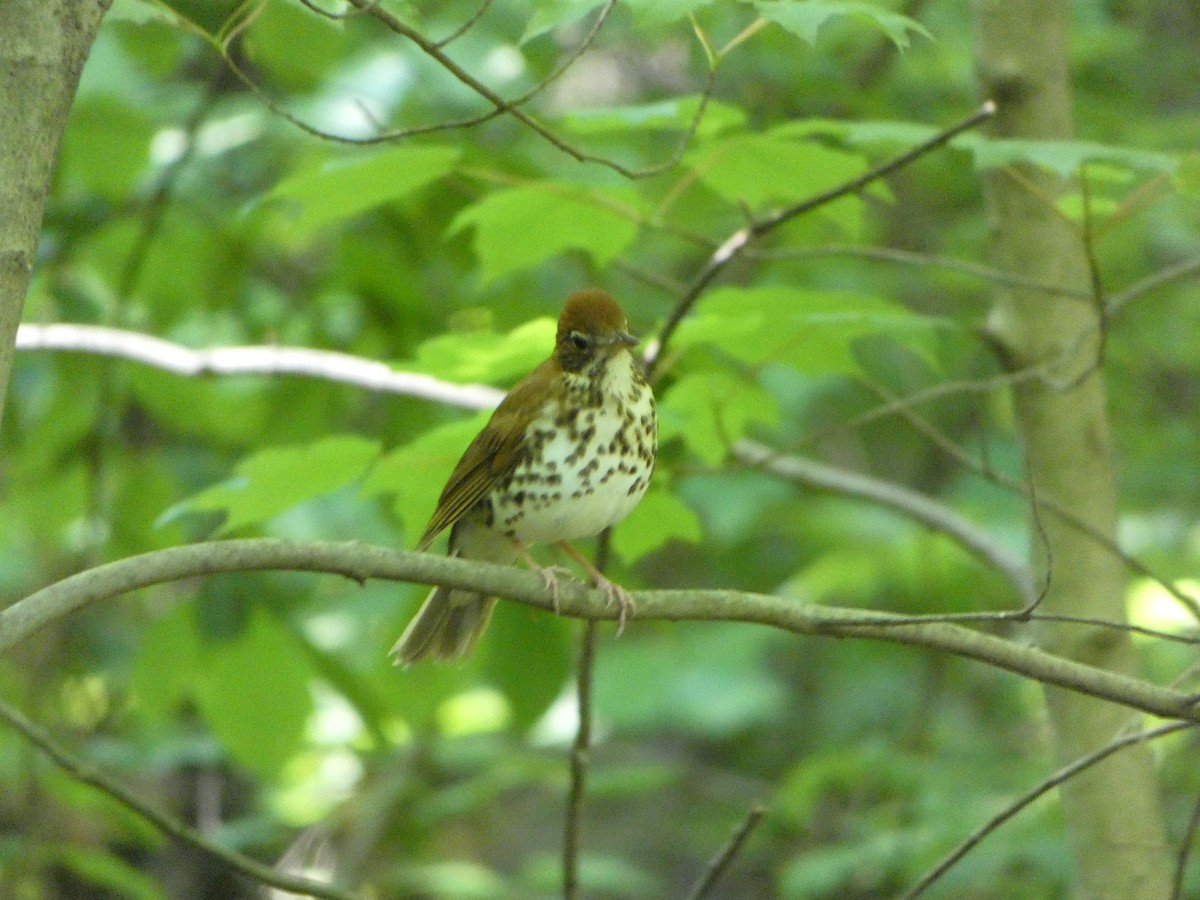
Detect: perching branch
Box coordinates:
(1, 538, 1196, 722)
(0, 696, 361, 900)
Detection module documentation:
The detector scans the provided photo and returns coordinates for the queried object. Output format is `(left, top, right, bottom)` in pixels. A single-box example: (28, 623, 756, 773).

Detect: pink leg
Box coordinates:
(555, 541, 636, 635)
(509, 538, 571, 614)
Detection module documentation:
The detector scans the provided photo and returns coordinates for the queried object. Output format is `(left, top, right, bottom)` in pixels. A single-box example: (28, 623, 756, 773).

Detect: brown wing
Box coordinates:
(414, 360, 555, 550)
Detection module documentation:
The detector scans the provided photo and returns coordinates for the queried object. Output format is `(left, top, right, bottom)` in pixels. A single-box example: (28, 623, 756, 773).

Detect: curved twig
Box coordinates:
(902, 721, 1194, 899)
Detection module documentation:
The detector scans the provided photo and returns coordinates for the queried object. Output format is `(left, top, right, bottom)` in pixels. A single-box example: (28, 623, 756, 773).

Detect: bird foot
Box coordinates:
(532, 563, 573, 615)
(594, 574, 636, 636)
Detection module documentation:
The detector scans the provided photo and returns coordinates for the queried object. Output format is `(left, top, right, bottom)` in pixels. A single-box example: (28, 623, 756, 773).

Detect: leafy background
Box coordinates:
(4, 0, 1200, 897)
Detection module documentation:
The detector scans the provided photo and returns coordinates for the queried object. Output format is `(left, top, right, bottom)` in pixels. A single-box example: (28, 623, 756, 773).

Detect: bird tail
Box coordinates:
(389, 585, 496, 666)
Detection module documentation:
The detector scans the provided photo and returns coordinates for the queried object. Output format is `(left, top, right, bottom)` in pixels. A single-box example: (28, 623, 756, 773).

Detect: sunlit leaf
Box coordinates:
(559, 95, 746, 138)
(674, 285, 945, 375)
(961, 136, 1176, 177)
(754, 1, 933, 48)
(174, 435, 380, 532)
(449, 184, 640, 283)
(659, 370, 779, 465)
(612, 486, 702, 560)
(363, 414, 491, 541)
(263, 146, 461, 233)
(686, 135, 869, 232)
(406, 318, 556, 384)
(192, 610, 313, 777)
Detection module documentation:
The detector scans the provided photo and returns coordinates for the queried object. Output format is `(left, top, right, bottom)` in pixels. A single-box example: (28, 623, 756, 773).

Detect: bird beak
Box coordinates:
(607, 331, 638, 349)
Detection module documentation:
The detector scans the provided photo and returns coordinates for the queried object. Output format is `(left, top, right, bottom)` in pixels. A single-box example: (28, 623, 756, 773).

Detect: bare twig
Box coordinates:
(15, 324, 503, 410)
(864, 380, 1200, 622)
(564, 529, 612, 898)
(752, 242, 1092, 301)
(563, 619, 597, 900)
(1172, 776, 1200, 900)
(647, 101, 997, 377)
(902, 721, 1194, 900)
(734, 439, 1036, 604)
(1108, 255, 1200, 319)
(0, 696, 360, 900)
(432, 0, 495, 48)
(684, 802, 766, 900)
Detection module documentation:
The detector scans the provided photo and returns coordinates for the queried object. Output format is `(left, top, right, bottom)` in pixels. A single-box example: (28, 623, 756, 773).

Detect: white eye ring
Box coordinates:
(570, 332, 590, 351)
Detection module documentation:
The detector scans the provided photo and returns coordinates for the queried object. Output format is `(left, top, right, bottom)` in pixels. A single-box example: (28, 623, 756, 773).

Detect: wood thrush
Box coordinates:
(391, 290, 657, 665)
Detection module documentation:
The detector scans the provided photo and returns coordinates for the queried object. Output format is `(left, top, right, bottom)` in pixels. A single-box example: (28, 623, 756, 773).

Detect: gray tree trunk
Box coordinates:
(972, 2, 1172, 897)
(0, 0, 111, 431)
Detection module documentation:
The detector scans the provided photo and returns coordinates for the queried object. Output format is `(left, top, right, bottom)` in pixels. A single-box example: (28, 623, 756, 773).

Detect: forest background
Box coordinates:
(3, 1, 1200, 898)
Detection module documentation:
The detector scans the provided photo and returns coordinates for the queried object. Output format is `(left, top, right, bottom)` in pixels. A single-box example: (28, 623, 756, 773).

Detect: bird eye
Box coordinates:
(569, 332, 590, 351)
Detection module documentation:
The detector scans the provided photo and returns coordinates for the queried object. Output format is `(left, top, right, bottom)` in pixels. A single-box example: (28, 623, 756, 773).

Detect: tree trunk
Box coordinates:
(972, 2, 1172, 898)
(0, 0, 110, 432)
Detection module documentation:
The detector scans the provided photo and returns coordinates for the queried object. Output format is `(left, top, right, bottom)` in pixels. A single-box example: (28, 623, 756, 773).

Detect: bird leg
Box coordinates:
(509, 539, 571, 614)
(555, 541, 636, 635)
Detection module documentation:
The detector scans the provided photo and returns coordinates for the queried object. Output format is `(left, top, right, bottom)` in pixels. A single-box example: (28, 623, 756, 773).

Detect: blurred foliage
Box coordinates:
(4, 0, 1200, 897)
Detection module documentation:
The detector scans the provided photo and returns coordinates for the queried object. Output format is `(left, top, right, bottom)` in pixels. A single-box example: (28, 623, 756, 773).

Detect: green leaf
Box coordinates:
(175, 435, 380, 532)
(961, 136, 1176, 177)
(449, 184, 640, 283)
(558, 95, 746, 138)
(51, 845, 167, 900)
(1176, 152, 1200, 198)
(754, 1, 933, 49)
(595, 623, 786, 736)
(130, 604, 202, 720)
(674, 285, 942, 374)
(264, 146, 461, 233)
(363, 414, 491, 542)
(659, 370, 779, 465)
(620, 0, 718, 28)
(687, 135, 869, 233)
(523, 0, 607, 42)
(480, 603, 573, 731)
(192, 610, 313, 777)
(611, 486, 702, 560)
(107, 0, 187, 26)
(776, 117, 939, 149)
(407, 318, 556, 384)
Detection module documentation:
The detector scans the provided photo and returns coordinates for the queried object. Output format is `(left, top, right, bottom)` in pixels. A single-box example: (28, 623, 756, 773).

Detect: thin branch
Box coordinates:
(15, 324, 503, 410)
(684, 802, 766, 900)
(751, 242, 1092, 301)
(3, 539, 1198, 722)
(432, 0, 495, 48)
(1173, 776, 1200, 900)
(564, 530, 610, 897)
(864, 380, 1200, 622)
(0, 696, 360, 900)
(902, 721, 1194, 900)
(734, 439, 1037, 604)
(647, 101, 997, 377)
(218, 0, 711, 179)
(1108, 255, 1200, 319)
(563, 619, 597, 900)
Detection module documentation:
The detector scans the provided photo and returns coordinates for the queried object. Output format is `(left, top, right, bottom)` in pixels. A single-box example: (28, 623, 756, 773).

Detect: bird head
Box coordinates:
(554, 289, 638, 373)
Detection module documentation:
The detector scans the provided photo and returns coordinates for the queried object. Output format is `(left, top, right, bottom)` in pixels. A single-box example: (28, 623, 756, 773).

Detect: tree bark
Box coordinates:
(0, 0, 110, 433)
(972, 2, 1172, 898)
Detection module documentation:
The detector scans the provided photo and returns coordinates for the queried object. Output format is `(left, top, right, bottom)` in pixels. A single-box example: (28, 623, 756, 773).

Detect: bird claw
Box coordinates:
(532, 564, 573, 615)
(595, 576, 636, 636)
